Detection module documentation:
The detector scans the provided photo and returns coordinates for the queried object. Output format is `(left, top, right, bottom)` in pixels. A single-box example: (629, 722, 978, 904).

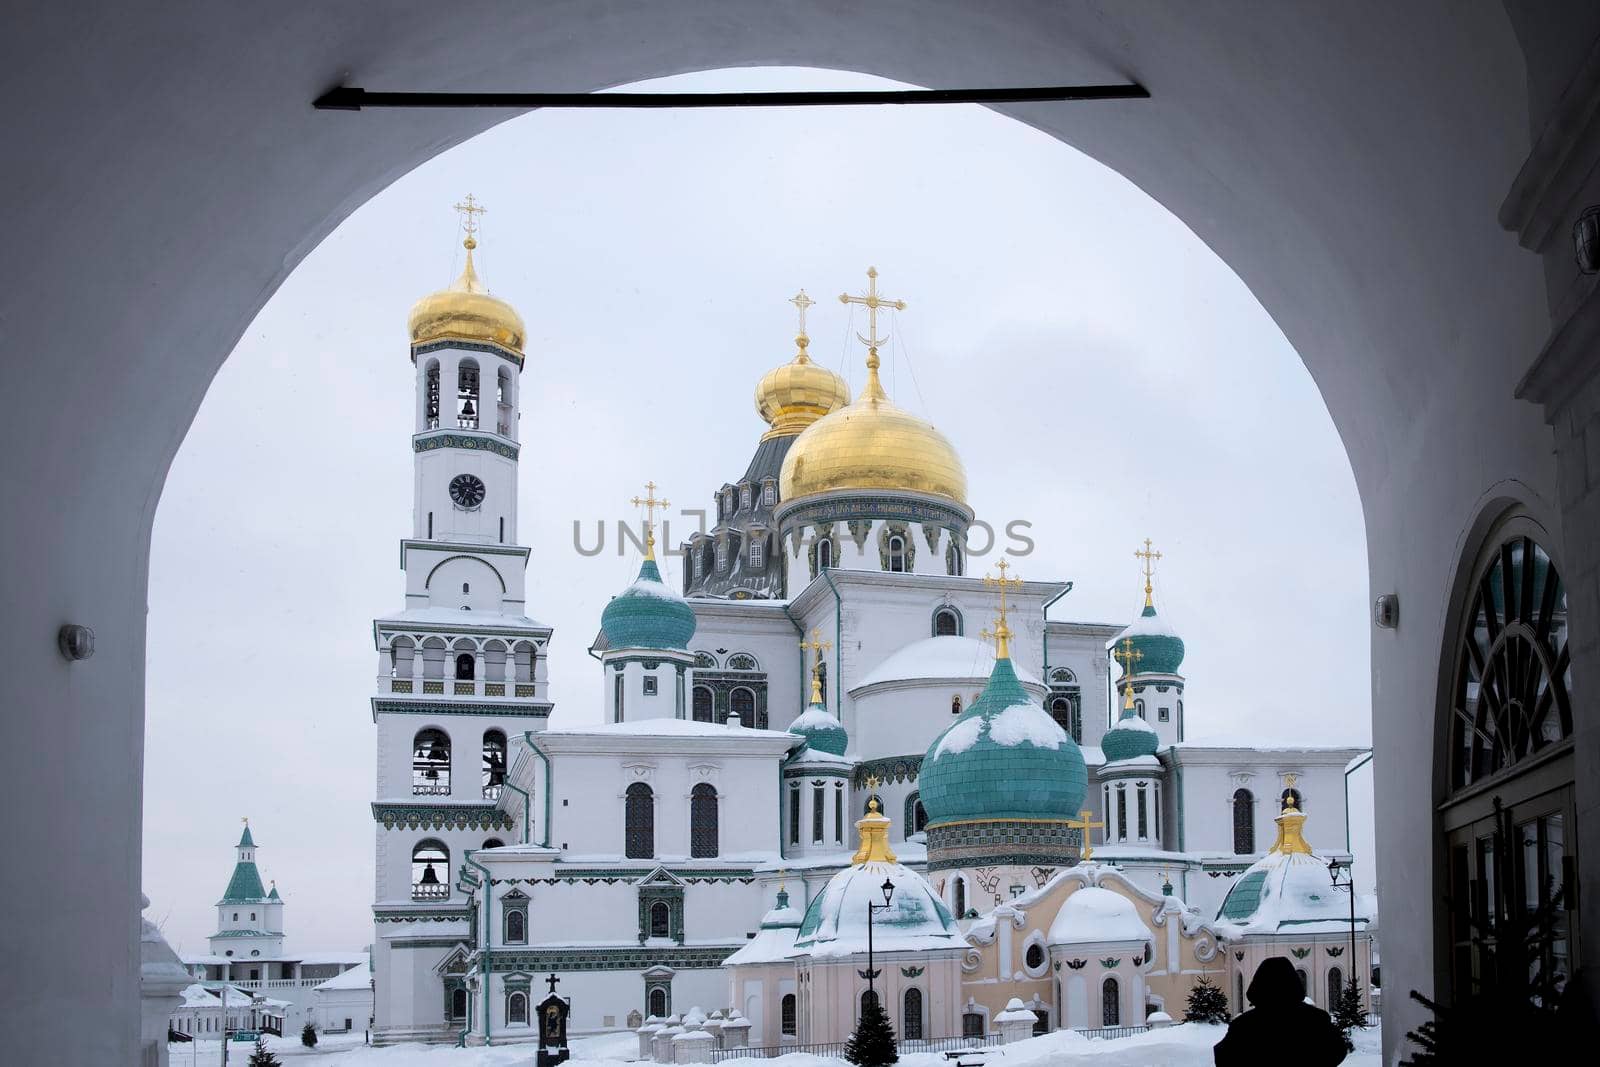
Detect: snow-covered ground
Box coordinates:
(169, 1023, 1384, 1066)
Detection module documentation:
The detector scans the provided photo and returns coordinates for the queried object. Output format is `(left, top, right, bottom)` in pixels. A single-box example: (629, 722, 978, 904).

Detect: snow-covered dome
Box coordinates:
(1112, 602, 1185, 675)
(725, 885, 806, 967)
(1101, 706, 1161, 762)
(599, 553, 696, 651)
(787, 677, 848, 755)
(919, 636, 1086, 827)
(792, 799, 961, 958)
(1048, 886, 1154, 946)
(855, 635, 1044, 693)
(1216, 797, 1374, 936)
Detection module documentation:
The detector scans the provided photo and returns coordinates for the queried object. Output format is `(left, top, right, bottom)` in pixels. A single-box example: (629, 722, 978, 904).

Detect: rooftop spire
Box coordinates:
(630, 481, 669, 562)
(450, 193, 489, 293)
(979, 560, 1022, 660)
(799, 628, 833, 705)
(839, 267, 906, 403)
(1135, 538, 1163, 610)
(1269, 775, 1313, 855)
(851, 775, 898, 864)
(789, 289, 815, 361)
(1112, 637, 1143, 709)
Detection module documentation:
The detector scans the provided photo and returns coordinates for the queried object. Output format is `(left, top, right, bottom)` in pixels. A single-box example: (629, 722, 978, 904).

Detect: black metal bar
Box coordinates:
(313, 84, 1148, 112)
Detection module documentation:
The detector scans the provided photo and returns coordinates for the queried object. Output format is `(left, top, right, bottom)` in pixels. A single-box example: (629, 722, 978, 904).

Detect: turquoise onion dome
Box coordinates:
(1118, 602, 1185, 675)
(788, 676, 848, 755)
(599, 551, 696, 651)
(919, 630, 1086, 826)
(1101, 706, 1161, 762)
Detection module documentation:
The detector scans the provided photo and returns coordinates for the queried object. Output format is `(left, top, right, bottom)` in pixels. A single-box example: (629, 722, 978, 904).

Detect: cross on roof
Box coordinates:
(1066, 809, 1105, 862)
(839, 267, 906, 353)
(1112, 637, 1143, 709)
(631, 481, 669, 559)
(980, 559, 1022, 659)
(453, 193, 486, 238)
(800, 628, 833, 703)
(789, 290, 816, 340)
(1135, 538, 1162, 608)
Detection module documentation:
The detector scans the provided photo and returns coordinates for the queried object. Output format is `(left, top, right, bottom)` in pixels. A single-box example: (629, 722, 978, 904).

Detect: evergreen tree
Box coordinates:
(247, 1036, 281, 1066)
(843, 993, 898, 1067)
(1182, 975, 1230, 1024)
(300, 1021, 318, 1048)
(1333, 979, 1366, 1051)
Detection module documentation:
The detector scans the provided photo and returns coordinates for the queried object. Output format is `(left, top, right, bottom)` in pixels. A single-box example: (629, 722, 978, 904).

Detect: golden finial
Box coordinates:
(789, 290, 816, 360)
(630, 481, 670, 561)
(839, 267, 906, 402)
(1134, 538, 1162, 609)
(1067, 809, 1104, 862)
(1112, 637, 1143, 709)
(1270, 785, 1314, 855)
(852, 775, 897, 864)
(453, 193, 487, 250)
(979, 560, 1022, 660)
(799, 628, 833, 704)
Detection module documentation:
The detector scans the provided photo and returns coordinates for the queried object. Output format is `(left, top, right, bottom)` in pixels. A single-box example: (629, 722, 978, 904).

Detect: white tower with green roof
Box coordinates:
(208, 820, 285, 961)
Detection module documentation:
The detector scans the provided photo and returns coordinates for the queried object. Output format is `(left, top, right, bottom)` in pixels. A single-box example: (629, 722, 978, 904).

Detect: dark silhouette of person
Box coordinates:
(1214, 956, 1347, 1066)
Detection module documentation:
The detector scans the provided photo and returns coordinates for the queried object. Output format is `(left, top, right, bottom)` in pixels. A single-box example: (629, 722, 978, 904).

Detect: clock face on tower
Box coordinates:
(449, 473, 486, 510)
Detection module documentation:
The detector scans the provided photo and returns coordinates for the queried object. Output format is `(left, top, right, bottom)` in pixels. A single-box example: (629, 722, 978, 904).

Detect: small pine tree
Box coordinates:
(843, 993, 898, 1067)
(1333, 979, 1367, 1051)
(300, 1021, 318, 1048)
(1182, 975, 1230, 1024)
(247, 1036, 281, 1067)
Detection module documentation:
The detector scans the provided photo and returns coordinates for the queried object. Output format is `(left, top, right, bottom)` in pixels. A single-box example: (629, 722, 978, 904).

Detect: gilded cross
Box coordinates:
(800, 628, 833, 702)
(980, 560, 1023, 659)
(789, 290, 816, 340)
(1134, 538, 1162, 608)
(839, 267, 906, 352)
(1067, 809, 1105, 862)
(631, 481, 670, 558)
(453, 193, 487, 238)
(1112, 637, 1143, 709)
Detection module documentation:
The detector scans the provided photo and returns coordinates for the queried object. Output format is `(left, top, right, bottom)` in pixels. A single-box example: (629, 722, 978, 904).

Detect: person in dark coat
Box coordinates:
(1214, 956, 1347, 1066)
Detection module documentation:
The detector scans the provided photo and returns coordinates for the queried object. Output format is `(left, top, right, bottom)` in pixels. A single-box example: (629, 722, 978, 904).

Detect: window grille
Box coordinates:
(690, 783, 719, 858)
(625, 783, 654, 859)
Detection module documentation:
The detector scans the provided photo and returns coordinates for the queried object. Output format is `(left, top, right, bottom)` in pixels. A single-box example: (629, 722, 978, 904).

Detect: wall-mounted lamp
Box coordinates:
(58, 623, 95, 661)
(1373, 594, 1399, 630)
(1574, 206, 1600, 274)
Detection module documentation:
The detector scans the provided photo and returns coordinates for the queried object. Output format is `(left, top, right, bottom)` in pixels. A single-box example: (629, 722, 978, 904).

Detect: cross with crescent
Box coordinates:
(1135, 538, 1162, 608)
(1067, 809, 1105, 862)
(790, 290, 816, 340)
(839, 267, 906, 352)
(800, 628, 832, 703)
(453, 193, 486, 238)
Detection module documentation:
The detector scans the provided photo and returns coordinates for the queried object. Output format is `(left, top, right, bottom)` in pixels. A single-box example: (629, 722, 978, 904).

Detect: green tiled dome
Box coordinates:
(789, 699, 848, 756)
(1119, 604, 1185, 675)
(600, 557, 696, 650)
(919, 655, 1086, 826)
(1101, 707, 1160, 762)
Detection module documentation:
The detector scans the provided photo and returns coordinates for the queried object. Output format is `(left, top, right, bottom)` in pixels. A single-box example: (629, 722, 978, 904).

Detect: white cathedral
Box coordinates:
(369, 207, 1374, 1047)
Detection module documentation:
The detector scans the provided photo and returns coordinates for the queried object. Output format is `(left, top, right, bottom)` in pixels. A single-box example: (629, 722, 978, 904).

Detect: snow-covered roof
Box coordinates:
(1047, 886, 1154, 946)
(855, 636, 1043, 691)
(181, 954, 230, 966)
(793, 860, 964, 959)
(314, 960, 371, 991)
(1109, 606, 1179, 643)
(932, 701, 1067, 758)
(294, 952, 369, 965)
(540, 719, 801, 743)
(179, 984, 220, 1007)
(1099, 754, 1163, 772)
(375, 606, 549, 632)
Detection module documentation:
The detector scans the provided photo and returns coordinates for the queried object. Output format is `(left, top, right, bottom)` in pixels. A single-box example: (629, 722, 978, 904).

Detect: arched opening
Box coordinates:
(451, 988, 468, 1021)
(481, 729, 506, 800)
(817, 539, 833, 572)
(482, 837, 504, 850)
(1101, 977, 1120, 1026)
(901, 987, 923, 1039)
(650, 987, 669, 1019)
(1232, 789, 1255, 854)
(781, 994, 796, 1036)
(625, 782, 654, 859)
(495, 366, 513, 436)
(506, 908, 526, 943)
(410, 840, 449, 901)
(649, 900, 670, 939)
(691, 685, 714, 722)
(690, 782, 719, 858)
(390, 636, 415, 679)
(1025, 943, 1045, 971)
(424, 359, 442, 429)
(412, 728, 451, 796)
(904, 792, 927, 836)
(456, 358, 480, 428)
(933, 607, 961, 637)
(729, 686, 755, 725)
(859, 989, 878, 1017)
(887, 535, 907, 572)
(507, 990, 528, 1025)
(1327, 966, 1342, 1009)
(455, 652, 476, 680)
(952, 875, 966, 919)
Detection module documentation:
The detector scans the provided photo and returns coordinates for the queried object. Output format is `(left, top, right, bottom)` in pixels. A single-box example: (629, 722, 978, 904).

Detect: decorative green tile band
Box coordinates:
(487, 945, 739, 973)
(371, 698, 552, 719)
(490, 868, 755, 885)
(412, 338, 524, 368)
(414, 430, 520, 461)
(372, 803, 514, 831)
(373, 909, 473, 924)
(853, 756, 921, 787)
(925, 820, 1081, 872)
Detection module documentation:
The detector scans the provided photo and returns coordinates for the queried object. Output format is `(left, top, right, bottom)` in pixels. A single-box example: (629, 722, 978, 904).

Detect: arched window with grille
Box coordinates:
(649, 900, 670, 939)
(1327, 966, 1342, 1009)
(818, 539, 833, 572)
(506, 908, 526, 944)
(952, 875, 966, 918)
(1232, 789, 1255, 854)
(507, 991, 528, 1025)
(692, 686, 714, 722)
(451, 988, 467, 1020)
(781, 994, 796, 1035)
(455, 652, 476, 680)
(933, 607, 961, 636)
(888, 535, 907, 572)
(625, 783, 654, 859)
(730, 687, 755, 726)
(481, 729, 506, 800)
(1101, 977, 1120, 1026)
(412, 728, 451, 795)
(860, 990, 878, 1017)
(902, 988, 923, 1039)
(690, 783, 719, 858)
(650, 987, 668, 1019)
(411, 840, 449, 901)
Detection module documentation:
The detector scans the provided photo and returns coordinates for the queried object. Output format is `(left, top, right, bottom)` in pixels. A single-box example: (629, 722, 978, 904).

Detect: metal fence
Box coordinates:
(1071, 1025, 1150, 1041)
(713, 1035, 1001, 1062)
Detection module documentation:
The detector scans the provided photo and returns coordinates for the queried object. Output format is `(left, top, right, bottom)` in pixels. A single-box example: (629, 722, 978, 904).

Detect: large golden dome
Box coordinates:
(408, 237, 525, 359)
(755, 334, 851, 440)
(779, 351, 967, 504)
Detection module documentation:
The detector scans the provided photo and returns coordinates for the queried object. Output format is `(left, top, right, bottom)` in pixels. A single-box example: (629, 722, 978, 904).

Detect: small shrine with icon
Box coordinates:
(537, 973, 571, 1067)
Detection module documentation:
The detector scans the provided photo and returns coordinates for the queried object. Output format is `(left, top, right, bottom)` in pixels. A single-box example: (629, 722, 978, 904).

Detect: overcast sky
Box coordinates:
(142, 69, 1374, 955)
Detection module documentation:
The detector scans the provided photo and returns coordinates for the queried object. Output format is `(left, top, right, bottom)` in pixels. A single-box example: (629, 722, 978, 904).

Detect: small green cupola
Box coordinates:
(267, 881, 281, 901)
(788, 637, 848, 755)
(599, 487, 696, 652)
(1114, 541, 1185, 675)
(1102, 643, 1161, 761)
(220, 819, 267, 903)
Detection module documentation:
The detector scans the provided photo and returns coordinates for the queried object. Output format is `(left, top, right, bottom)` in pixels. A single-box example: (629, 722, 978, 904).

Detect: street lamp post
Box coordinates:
(863, 878, 896, 1009)
(1328, 858, 1359, 1001)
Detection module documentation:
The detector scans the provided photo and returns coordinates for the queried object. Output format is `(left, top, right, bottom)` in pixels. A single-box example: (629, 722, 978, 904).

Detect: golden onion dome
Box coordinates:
(408, 236, 526, 359)
(755, 333, 851, 440)
(779, 349, 967, 505)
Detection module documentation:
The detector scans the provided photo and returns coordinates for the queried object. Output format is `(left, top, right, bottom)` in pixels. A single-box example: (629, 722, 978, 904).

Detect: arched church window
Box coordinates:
(424, 360, 441, 429)
(481, 729, 506, 800)
(692, 686, 714, 723)
(818, 539, 833, 572)
(495, 367, 512, 436)
(860, 990, 878, 1016)
(649, 900, 670, 939)
(1101, 977, 1120, 1026)
(451, 988, 467, 1020)
(1235, 972, 1245, 1015)
(888, 535, 907, 572)
(1114, 783, 1127, 840)
(952, 876, 966, 919)
(456, 358, 480, 429)
(1232, 789, 1255, 854)
(788, 784, 800, 845)
(412, 728, 451, 795)
(933, 607, 961, 637)
(506, 908, 526, 944)
(716, 539, 728, 572)
(455, 653, 475, 680)
(1134, 698, 1145, 719)
(1449, 535, 1571, 790)
(812, 782, 825, 843)
(835, 782, 845, 842)
(625, 783, 654, 859)
(780, 994, 796, 1035)
(651, 988, 669, 1019)
(904, 792, 928, 835)
(1296, 969, 1308, 997)
(1327, 967, 1342, 1009)
(690, 783, 719, 858)
(902, 988, 923, 1039)
(507, 991, 528, 1025)
(411, 840, 449, 901)
(730, 687, 755, 725)
(482, 838, 504, 850)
